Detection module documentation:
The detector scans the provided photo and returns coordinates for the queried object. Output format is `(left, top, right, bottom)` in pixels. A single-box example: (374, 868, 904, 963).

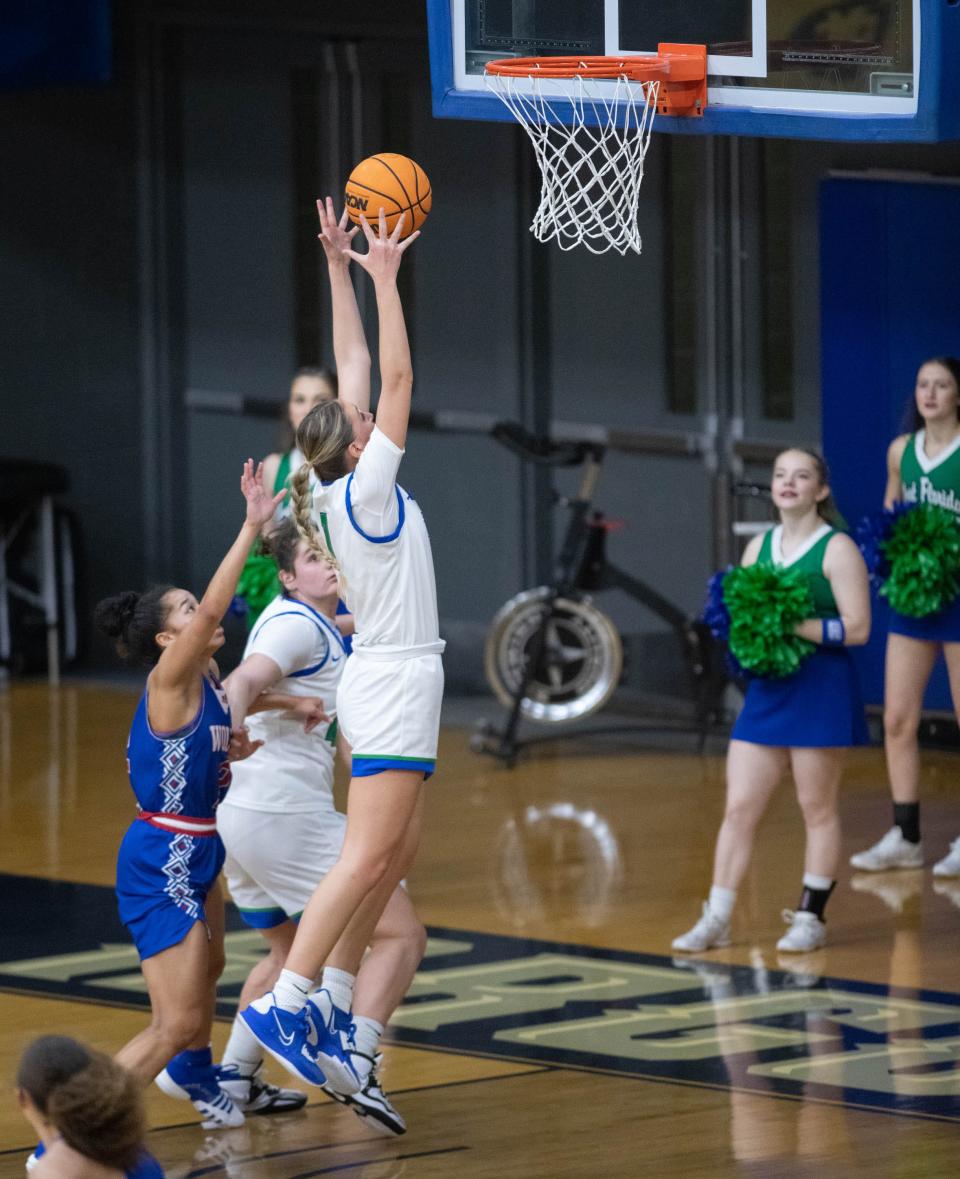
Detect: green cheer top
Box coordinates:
(757, 523, 838, 617)
(900, 429, 960, 517)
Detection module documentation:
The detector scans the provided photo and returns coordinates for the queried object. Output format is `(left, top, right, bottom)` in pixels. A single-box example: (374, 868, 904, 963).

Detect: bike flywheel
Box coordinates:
(484, 587, 624, 723)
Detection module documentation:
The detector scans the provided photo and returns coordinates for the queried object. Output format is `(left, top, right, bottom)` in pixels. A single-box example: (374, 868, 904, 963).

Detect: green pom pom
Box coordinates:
(881, 504, 960, 618)
(236, 547, 280, 627)
(723, 563, 816, 678)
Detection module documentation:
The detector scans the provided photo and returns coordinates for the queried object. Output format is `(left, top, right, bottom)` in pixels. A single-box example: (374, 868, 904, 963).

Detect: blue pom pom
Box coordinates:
(703, 567, 733, 640)
(703, 566, 751, 680)
(855, 503, 913, 589)
(228, 594, 248, 618)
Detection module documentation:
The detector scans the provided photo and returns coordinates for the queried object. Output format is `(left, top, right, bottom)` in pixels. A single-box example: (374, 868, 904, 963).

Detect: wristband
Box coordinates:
(821, 618, 845, 646)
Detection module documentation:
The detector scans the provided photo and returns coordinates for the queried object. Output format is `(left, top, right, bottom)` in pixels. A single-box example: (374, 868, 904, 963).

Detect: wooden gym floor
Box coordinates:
(1, 681, 959, 1176)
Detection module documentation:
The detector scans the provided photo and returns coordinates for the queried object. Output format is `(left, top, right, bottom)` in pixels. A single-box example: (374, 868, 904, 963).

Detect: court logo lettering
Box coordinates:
(1, 874, 958, 1121)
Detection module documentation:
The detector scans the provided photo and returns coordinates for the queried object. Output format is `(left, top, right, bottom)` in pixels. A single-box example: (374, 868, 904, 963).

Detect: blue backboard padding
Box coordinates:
(429, 0, 960, 142)
(0, 1, 112, 92)
(821, 178, 960, 708)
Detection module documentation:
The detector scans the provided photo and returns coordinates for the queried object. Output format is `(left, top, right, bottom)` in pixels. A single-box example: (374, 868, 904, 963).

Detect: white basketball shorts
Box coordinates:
(337, 650, 444, 778)
(217, 803, 346, 929)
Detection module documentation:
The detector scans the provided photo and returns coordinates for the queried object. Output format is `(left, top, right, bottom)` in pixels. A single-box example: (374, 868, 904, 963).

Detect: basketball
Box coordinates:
(344, 153, 431, 238)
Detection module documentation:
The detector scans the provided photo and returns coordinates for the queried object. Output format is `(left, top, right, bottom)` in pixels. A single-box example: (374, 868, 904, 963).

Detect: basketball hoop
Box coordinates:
(486, 44, 707, 256)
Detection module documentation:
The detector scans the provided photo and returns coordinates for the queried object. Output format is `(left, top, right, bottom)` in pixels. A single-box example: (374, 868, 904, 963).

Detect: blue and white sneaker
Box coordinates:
(156, 1052, 245, 1129)
(239, 993, 328, 1088)
(216, 1061, 308, 1114)
(304, 989, 362, 1096)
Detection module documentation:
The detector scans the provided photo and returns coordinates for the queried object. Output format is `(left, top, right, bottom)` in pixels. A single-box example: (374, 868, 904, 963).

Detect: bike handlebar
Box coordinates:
(490, 422, 600, 468)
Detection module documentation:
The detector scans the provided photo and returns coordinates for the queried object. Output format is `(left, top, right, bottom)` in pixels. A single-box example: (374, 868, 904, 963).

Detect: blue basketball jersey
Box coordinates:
(126, 674, 232, 818)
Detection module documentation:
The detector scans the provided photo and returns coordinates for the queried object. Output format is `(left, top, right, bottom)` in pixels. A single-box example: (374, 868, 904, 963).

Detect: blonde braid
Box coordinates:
(290, 460, 343, 576)
(290, 400, 358, 590)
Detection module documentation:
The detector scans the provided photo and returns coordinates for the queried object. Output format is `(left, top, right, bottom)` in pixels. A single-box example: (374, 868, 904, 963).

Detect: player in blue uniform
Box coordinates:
(19, 1035, 164, 1178)
(94, 459, 283, 1129)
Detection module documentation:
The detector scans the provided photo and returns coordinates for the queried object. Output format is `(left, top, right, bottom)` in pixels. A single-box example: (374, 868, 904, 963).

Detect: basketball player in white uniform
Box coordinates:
(217, 518, 426, 1134)
(240, 201, 443, 1096)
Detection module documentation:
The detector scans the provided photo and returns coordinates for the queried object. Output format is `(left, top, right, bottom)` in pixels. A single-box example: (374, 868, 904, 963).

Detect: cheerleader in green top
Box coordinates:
(851, 356, 960, 879)
(236, 370, 339, 626)
(261, 368, 339, 510)
(674, 449, 871, 955)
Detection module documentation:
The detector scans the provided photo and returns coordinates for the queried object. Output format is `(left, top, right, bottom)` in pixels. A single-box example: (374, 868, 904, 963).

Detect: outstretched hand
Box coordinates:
(344, 209, 419, 284)
(240, 459, 285, 529)
(316, 196, 359, 267)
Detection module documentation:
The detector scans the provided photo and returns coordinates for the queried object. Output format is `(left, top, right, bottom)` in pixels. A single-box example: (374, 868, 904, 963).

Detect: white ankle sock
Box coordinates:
(352, 1015, 384, 1061)
(802, 873, 834, 891)
(272, 968, 313, 1013)
(222, 1017, 263, 1075)
(320, 967, 356, 1014)
(708, 885, 736, 923)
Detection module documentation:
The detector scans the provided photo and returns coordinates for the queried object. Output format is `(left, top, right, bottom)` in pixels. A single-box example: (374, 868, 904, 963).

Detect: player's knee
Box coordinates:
(722, 798, 762, 833)
(341, 835, 405, 889)
(339, 848, 393, 892)
(797, 794, 837, 829)
(154, 1009, 205, 1053)
(883, 707, 917, 741)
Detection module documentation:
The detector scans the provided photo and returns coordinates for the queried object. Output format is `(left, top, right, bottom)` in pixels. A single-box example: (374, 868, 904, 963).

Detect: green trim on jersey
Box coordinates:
(757, 526, 838, 617)
(319, 511, 336, 556)
(353, 754, 431, 762)
(900, 431, 960, 517)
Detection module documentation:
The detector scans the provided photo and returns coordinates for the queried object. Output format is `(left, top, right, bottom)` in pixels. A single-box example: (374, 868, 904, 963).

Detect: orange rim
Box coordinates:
(485, 43, 707, 116)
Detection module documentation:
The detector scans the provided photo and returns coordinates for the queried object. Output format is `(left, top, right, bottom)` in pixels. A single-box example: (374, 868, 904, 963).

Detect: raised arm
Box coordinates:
(317, 198, 371, 412)
(152, 462, 284, 695)
(345, 210, 418, 450)
(884, 434, 909, 509)
(224, 653, 284, 726)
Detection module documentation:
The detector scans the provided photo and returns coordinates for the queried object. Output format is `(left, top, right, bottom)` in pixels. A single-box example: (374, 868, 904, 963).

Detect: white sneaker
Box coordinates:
(932, 836, 960, 877)
(933, 879, 960, 910)
(776, 910, 827, 953)
(849, 827, 923, 871)
(671, 903, 731, 953)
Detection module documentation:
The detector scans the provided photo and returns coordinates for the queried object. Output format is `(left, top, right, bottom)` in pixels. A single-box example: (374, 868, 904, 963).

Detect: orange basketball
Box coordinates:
(344, 153, 431, 239)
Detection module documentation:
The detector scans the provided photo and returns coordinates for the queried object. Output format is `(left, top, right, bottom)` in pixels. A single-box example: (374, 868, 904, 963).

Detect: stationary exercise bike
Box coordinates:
(472, 422, 726, 764)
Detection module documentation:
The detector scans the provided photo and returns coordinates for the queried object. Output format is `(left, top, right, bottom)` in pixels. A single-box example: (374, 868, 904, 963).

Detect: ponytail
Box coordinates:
(94, 585, 173, 666)
(291, 400, 356, 585)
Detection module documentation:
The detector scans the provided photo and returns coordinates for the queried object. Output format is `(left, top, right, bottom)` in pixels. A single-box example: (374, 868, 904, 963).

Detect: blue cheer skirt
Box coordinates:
(731, 647, 869, 748)
(888, 592, 960, 643)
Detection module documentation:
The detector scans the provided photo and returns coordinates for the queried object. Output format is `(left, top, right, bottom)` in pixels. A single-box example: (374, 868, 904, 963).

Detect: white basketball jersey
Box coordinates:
(222, 594, 347, 813)
(311, 427, 445, 655)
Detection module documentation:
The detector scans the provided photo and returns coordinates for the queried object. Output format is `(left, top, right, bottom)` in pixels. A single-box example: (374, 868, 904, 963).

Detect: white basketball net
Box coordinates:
(488, 71, 659, 256)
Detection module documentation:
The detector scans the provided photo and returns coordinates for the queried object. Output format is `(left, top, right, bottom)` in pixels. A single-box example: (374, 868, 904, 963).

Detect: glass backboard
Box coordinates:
(428, 0, 960, 142)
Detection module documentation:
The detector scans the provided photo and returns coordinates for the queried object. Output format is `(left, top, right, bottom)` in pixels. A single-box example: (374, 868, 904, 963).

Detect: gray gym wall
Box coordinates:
(3, 0, 960, 692)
